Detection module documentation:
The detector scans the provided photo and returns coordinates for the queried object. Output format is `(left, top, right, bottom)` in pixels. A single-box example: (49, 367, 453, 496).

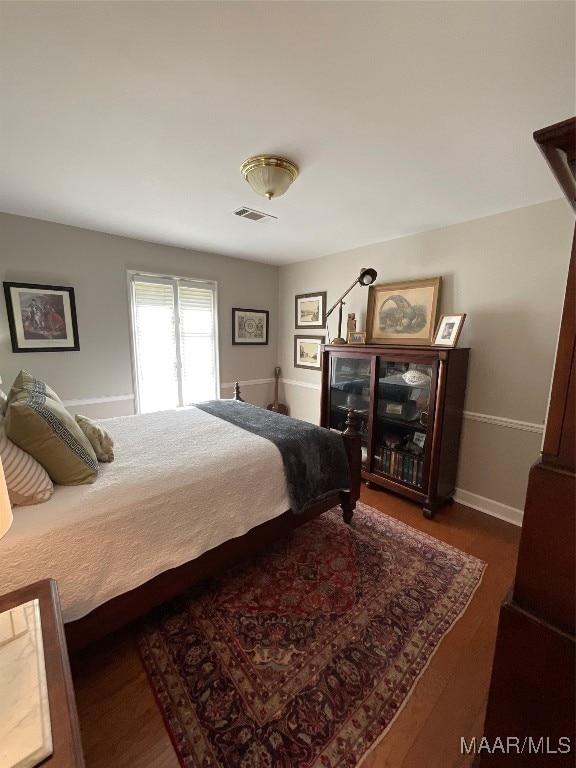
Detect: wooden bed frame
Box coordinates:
(65, 390, 362, 652)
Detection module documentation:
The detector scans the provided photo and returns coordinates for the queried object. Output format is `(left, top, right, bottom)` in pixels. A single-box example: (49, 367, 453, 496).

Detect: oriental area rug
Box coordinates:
(137, 503, 485, 768)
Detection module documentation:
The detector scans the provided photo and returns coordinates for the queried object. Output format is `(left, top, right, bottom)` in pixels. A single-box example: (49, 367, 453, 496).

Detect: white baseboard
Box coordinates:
(454, 488, 523, 526)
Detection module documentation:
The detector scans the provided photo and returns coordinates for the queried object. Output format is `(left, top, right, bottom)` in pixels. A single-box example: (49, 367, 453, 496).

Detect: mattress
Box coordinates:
(0, 407, 290, 622)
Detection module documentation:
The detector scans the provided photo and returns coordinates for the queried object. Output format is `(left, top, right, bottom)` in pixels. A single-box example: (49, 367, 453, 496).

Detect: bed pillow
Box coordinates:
(75, 414, 115, 463)
(6, 369, 64, 406)
(0, 417, 54, 505)
(5, 393, 99, 486)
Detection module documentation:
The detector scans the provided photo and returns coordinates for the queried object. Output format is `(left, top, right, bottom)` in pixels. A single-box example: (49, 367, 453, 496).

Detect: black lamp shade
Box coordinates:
(359, 268, 377, 285)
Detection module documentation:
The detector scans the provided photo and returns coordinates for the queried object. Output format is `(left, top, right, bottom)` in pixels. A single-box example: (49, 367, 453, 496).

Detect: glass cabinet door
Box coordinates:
(328, 356, 372, 467)
(372, 360, 433, 488)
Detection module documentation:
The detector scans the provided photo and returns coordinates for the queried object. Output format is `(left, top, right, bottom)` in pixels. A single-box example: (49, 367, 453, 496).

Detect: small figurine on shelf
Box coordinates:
(347, 313, 357, 337)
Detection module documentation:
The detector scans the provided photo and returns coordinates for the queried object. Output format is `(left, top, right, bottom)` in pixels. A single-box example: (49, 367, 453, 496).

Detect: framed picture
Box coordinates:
(294, 335, 325, 370)
(295, 292, 327, 329)
(433, 313, 466, 347)
(366, 277, 441, 345)
(232, 308, 269, 345)
(347, 331, 366, 344)
(3, 281, 80, 352)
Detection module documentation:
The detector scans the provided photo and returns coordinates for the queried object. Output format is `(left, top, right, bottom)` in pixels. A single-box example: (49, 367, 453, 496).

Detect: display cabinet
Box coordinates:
(320, 344, 469, 518)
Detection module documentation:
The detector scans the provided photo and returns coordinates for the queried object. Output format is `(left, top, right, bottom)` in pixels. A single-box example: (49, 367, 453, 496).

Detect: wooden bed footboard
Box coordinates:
(65, 395, 362, 653)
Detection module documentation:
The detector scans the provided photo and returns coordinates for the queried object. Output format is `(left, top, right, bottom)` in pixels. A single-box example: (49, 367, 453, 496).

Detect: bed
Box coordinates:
(0, 387, 361, 651)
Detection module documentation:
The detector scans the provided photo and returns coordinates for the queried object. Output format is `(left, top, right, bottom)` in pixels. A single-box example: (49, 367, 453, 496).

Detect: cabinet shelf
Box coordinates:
(321, 344, 469, 518)
(375, 414, 428, 430)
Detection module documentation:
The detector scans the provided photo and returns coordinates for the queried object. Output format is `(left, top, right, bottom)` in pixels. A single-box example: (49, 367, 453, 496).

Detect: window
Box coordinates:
(129, 272, 218, 413)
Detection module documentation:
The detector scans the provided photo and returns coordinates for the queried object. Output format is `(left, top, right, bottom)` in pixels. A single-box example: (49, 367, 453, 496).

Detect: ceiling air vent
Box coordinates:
(232, 206, 277, 223)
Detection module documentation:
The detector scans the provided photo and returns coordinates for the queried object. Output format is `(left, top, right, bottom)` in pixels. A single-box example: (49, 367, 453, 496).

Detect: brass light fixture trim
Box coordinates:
(240, 155, 299, 200)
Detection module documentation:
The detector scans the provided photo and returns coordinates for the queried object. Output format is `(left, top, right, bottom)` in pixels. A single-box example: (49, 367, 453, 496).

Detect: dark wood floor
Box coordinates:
(71, 486, 521, 768)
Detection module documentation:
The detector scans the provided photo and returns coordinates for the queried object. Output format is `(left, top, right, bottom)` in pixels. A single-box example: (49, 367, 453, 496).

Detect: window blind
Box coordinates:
(130, 273, 218, 413)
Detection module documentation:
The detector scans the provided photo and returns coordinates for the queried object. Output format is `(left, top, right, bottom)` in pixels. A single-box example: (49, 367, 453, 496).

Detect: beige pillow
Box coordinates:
(7, 369, 64, 406)
(75, 414, 115, 462)
(5, 393, 98, 486)
(0, 417, 54, 505)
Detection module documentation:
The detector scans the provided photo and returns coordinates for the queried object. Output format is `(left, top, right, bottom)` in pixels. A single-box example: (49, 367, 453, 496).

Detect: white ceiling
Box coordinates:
(1, 1, 574, 265)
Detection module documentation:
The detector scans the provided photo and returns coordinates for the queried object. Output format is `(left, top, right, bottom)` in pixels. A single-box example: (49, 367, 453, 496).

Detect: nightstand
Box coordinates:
(0, 579, 85, 767)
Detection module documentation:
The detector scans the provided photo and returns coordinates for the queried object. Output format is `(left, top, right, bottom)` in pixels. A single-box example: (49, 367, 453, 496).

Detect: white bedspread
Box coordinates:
(0, 407, 290, 622)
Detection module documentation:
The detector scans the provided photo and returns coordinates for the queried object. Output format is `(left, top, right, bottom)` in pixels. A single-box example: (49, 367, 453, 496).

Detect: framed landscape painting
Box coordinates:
(294, 335, 324, 370)
(295, 292, 327, 329)
(3, 281, 80, 352)
(366, 277, 441, 345)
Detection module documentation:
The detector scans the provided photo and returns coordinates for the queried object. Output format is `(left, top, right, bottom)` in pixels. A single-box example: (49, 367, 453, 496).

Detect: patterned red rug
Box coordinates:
(137, 503, 485, 767)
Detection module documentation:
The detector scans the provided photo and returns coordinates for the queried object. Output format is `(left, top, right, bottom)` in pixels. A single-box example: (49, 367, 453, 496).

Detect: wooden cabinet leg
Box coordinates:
(423, 505, 434, 520)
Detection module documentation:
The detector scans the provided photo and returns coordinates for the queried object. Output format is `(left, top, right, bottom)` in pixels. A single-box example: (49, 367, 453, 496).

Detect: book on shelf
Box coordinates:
(374, 445, 423, 487)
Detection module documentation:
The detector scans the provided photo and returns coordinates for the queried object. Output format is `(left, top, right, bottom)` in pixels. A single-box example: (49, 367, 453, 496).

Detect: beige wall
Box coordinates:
(278, 199, 574, 517)
(1, 201, 573, 519)
(0, 213, 279, 415)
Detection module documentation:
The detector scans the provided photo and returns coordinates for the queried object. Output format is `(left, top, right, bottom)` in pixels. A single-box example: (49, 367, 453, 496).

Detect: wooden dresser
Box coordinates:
(0, 579, 85, 767)
(480, 118, 575, 765)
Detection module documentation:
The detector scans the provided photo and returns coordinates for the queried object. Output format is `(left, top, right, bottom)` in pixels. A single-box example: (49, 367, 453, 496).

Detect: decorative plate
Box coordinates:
(402, 370, 431, 386)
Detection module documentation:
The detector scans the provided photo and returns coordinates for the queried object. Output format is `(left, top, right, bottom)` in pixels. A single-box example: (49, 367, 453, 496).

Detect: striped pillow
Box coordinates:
(0, 417, 54, 506)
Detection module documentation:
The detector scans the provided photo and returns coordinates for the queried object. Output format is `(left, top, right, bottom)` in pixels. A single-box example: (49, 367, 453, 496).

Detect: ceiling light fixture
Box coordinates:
(240, 155, 299, 200)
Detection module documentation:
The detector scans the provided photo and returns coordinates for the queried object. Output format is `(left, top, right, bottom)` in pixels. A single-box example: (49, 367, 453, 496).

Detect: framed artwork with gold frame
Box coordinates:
(366, 277, 441, 345)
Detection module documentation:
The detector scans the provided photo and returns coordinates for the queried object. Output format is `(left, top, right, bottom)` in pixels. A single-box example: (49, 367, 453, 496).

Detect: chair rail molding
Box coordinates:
(463, 411, 544, 434)
(220, 378, 274, 389)
(62, 394, 135, 407)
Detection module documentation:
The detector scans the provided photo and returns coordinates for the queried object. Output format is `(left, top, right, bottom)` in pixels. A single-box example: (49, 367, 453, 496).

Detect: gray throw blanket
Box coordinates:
(195, 400, 351, 513)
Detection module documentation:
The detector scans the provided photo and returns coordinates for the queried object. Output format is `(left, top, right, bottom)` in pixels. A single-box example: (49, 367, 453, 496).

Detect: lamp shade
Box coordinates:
(359, 267, 377, 285)
(0, 456, 13, 540)
(240, 156, 299, 200)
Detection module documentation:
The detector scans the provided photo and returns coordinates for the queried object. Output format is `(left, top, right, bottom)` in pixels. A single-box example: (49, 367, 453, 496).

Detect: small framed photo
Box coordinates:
(295, 292, 327, 329)
(294, 335, 325, 370)
(3, 281, 80, 352)
(433, 314, 466, 347)
(413, 431, 426, 448)
(347, 331, 366, 344)
(232, 308, 269, 345)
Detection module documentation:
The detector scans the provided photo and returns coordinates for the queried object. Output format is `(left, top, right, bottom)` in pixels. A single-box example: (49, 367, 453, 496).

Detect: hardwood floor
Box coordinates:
(71, 487, 520, 768)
